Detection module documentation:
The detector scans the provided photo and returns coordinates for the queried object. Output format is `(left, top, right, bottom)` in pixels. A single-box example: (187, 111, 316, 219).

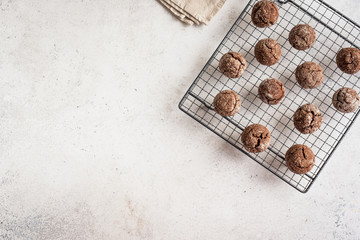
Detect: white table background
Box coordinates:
(0, 0, 359, 239)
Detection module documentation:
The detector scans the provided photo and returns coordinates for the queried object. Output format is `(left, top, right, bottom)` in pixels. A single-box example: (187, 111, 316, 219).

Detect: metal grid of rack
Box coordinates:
(178, 0, 360, 193)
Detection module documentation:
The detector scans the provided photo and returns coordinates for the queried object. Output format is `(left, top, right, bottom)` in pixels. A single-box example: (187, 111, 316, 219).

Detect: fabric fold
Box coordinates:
(158, 0, 227, 25)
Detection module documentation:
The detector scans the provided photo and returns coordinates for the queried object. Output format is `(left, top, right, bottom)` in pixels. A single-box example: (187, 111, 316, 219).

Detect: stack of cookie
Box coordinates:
(212, 0, 360, 175)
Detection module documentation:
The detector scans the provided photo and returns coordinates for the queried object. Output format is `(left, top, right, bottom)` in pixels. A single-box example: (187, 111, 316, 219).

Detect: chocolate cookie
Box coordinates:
(254, 38, 281, 66)
(289, 24, 316, 50)
(219, 52, 247, 78)
(332, 87, 360, 113)
(336, 48, 360, 74)
(241, 124, 271, 153)
(251, 0, 279, 28)
(285, 144, 315, 174)
(293, 103, 322, 134)
(258, 78, 285, 105)
(213, 90, 241, 117)
(295, 62, 324, 89)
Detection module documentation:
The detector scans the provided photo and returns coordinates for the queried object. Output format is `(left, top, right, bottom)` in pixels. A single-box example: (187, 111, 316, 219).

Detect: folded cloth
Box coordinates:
(158, 0, 227, 25)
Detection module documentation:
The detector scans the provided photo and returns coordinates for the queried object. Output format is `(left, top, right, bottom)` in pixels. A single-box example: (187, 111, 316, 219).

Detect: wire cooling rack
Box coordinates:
(178, 0, 360, 193)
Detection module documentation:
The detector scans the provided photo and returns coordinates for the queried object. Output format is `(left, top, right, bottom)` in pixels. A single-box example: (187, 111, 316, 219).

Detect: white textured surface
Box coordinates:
(0, 0, 360, 239)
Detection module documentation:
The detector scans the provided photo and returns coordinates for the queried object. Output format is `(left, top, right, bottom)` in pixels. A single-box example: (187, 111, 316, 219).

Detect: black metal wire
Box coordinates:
(178, 0, 360, 193)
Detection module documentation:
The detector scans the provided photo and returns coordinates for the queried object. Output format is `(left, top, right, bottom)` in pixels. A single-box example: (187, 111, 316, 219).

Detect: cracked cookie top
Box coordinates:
(219, 52, 247, 78)
(241, 124, 271, 153)
(336, 47, 360, 74)
(258, 78, 285, 105)
(295, 62, 324, 89)
(285, 144, 315, 174)
(289, 24, 316, 50)
(332, 87, 360, 113)
(254, 38, 281, 66)
(251, 0, 279, 28)
(213, 90, 241, 117)
(293, 103, 322, 134)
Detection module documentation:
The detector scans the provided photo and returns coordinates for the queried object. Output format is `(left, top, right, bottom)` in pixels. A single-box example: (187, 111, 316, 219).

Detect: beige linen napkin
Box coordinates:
(158, 0, 227, 25)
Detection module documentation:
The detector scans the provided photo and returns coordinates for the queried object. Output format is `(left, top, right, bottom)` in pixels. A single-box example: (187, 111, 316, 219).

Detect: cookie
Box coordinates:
(251, 0, 279, 28)
(285, 144, 315, 174)
(332, 87, 360, 113)
(293, 103, 322, 134)
(219, 52, 247, 78)
(289, 24, 316, 50)
(258, 78, 285, 105)
(295, 62, 324, 89)
(254, 38, 281, 66)
(241, 124, 271, 153)
(213, 90, 241, 117)
(336, 48, 360, 74)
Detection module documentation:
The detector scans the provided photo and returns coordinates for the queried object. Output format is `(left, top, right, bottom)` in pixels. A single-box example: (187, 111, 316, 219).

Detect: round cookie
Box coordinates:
(332, 87, 360, 113)
(295, 62, 324, 89)
(213, 90, 241, 117)
(293, 103, 322, 134)
(254, 38, 281, 66)
(258, 78, 285, 105)
(219, 52, 247, 78)
(285, 144, 315, 174)
(336, 48, 360, 74)
(241, 124, 271, 153)
(251, 0, 279, 28)
(289, 24, 316, 50)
